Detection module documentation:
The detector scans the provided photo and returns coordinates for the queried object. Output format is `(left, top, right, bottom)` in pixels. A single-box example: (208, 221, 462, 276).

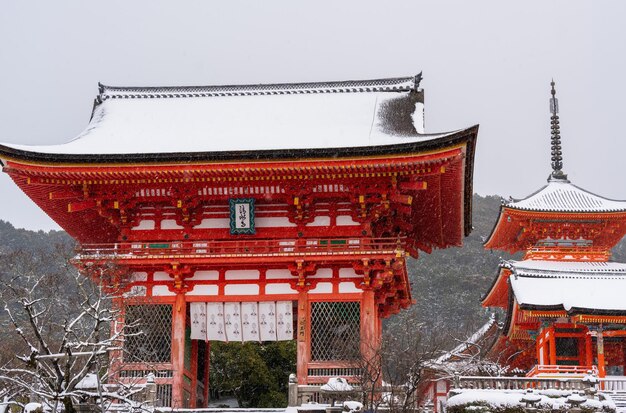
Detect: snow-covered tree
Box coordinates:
(0, 247, 146, 412)
(352, 312, 446, 413)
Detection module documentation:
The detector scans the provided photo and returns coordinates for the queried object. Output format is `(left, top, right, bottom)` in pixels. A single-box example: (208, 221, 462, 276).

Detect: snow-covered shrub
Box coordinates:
(446, 389, 616, 413)
(23, 403, 43, 413)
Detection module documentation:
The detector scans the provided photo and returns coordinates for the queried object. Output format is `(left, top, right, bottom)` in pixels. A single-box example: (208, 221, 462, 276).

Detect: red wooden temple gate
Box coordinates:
(0, 75, 478, 407)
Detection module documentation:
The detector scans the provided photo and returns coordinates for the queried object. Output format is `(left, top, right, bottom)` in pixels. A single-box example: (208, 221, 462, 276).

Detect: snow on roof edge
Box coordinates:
(435, 314, 498, 364)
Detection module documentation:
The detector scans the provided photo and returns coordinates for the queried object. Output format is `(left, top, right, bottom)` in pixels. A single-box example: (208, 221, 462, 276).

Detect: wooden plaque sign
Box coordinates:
(229, 198, 256, 235)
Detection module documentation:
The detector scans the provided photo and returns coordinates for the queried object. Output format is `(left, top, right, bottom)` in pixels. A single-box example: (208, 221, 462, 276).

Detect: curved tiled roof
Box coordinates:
(503, 259, 626, 314)
(0, 74, 477, 160)
(503, 259, 626, 276)
(504, 178, 626, 213)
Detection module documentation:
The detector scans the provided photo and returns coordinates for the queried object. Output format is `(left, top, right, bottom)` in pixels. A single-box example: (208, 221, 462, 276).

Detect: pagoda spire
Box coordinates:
(549, 80, 568, 181)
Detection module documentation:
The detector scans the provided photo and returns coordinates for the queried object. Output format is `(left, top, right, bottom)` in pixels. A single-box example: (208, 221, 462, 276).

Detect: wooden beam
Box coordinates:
(398, 181, 427, 191)
(390, 194, 413, 205)
(68, 199, 97, 213)
(49, 189, 81, 200)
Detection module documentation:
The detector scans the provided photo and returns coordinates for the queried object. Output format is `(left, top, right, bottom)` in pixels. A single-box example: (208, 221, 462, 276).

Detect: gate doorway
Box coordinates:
(209, 341, 296, 407)
(187, 301, 297, 408)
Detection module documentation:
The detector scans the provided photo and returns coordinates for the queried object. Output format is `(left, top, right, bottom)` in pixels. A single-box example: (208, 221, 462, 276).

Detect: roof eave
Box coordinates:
(462, 125, 479, 237)
(0, 126, 479, 165)
(483, 204, 508, 250)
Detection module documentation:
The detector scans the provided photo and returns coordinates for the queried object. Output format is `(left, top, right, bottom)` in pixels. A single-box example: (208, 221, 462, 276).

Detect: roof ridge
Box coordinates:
(97, 74, 422, 101)
(503, 179, 626, 212)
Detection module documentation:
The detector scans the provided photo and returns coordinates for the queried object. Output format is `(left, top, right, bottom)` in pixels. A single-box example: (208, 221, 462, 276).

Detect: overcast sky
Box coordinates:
(1, 1, 624, 231)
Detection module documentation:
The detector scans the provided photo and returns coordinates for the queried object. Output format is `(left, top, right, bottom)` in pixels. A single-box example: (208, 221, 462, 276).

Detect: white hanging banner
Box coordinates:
(259, 301, 277, 341)
(190, 302, 207, 340)
(206, 302, 227, 341)
(197, 301, 294, 342)
(276, 301, 294, 341)
(241, 302, 261, 342)
(224, 302, 243, 342)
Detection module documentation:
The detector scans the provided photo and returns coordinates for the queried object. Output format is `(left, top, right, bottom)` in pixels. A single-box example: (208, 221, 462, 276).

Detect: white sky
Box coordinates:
(0, 0, 624, 232)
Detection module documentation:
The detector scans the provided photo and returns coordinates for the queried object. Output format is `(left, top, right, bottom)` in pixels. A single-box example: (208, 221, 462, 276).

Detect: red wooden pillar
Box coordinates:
(360, 289, 379, 363)
(297, 291, 309, 384)
(597, 325, 606, 378)
(585, 331, 593, 367)
(171, 293, 187, 408)
(548, 327, 557, 365)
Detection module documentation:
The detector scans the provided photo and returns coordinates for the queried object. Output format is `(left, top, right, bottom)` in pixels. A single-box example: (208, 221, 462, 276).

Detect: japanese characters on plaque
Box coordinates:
(191, 301, 294, 343)
(229, 198, 255, 235)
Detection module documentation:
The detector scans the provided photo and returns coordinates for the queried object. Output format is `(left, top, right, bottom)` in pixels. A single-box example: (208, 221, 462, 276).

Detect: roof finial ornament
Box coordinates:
(414, 72, 423, 90)
(549, 79, 568, 181)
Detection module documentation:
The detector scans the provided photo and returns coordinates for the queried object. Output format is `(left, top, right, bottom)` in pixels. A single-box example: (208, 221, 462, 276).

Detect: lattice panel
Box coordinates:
(125, 304, 172, 363)
(119, 370, 173, 378)
(156, 384, 172, 407)
(310, 301, 360, 361)
(308, 367, 363, 377)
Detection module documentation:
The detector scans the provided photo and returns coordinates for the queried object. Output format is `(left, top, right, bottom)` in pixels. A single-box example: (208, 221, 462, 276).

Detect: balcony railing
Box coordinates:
(457, 374, 626, 392)
(77, 237, 405, 260)
(525, 246, 610, 260)
(602, 376, 626, 391)
(526, 364, 594, 377)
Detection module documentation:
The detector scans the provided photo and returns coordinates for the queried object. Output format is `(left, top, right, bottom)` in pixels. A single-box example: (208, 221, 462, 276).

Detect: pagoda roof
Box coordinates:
(0, 74, 476, 164)
(483, 177, 626, 252)
(503, 259, 626, 315)
(503, 178, 626, 213)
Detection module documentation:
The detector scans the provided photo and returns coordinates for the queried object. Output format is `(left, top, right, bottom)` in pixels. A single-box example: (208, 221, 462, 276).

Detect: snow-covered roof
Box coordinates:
(504, 178, 626, 213)
(435, 314, 498, 364)
(504, 259, 626, 313)
(0, 75, 475, 162)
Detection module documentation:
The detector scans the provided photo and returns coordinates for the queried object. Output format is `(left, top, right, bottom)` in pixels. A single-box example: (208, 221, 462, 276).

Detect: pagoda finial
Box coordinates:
(549, 79, 567, 181)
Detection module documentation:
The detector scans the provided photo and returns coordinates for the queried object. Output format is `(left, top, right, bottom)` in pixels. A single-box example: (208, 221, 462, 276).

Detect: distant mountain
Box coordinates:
(0, 219, 73, 254)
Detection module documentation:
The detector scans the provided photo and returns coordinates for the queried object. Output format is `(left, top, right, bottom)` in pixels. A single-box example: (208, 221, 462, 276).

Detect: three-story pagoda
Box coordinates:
(482, 82, 626, 378)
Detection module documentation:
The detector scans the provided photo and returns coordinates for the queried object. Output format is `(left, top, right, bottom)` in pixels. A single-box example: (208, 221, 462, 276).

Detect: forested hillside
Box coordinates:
(407, 194, 515, 334)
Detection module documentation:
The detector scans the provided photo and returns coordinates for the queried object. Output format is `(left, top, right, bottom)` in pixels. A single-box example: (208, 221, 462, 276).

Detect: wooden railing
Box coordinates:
(288, 383, 409, 407)
(525, 246, 609, 260)
(526, 364, 594, 377)
(78, 237, 405, 260)
(291, 384, 338, 406)
(601, 376, 626, 391)
(457, 374, 626, 393)
(456, 375, 587, 391)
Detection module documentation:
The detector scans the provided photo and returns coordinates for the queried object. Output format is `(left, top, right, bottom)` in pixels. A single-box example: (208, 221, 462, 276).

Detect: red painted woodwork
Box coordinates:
(297, 290, 309, 385)
(485, 208, 626, 257)
(171, 293, 186, 407)
(1, 130, 477, 407)
(2, 146, 469, 254)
